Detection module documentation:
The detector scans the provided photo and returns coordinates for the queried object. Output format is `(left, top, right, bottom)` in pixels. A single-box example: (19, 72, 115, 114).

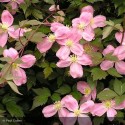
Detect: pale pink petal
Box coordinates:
(37, 37, 53, 53)
(56, 58, 71, 68)
(20, 54, 36, 68)
(42, 104, 57, 117)
(80, 95, 91, 103)
(80, 100, 94, 113)
(78, 114, 92, 125)
(3, 47, 19, 59)
(65, 113, 77, 125)
(100, 60, 114, 71)
(77, 54, 92, 66)
(12, 67, 27, 86)
(115, 32, 125, 45)
(70, 63, 83, 78)
(107, 108, 117, 121)
(91, 103, 107, 116)
(71, 43, 83, 56)
(50, 22, 64, 32)
(102, 45, 115, 55)
(16, 0, 24, 4)
(61, 95, 78, 111)
(92, 15, 106, 29)
(113, 46, 125, 60)
(82, 26, 95, 41)
(115, 61, 125, 75)
(77, 81, 90, 94)
(0, 33, 8, 47)
(91, 88, 96, 100)
(1, 10, 14, 27)
(56, 46, 70, 60)
(9, 1, 18, 10)
(81, 5, 94, 15)
(80, 12, 93, 25)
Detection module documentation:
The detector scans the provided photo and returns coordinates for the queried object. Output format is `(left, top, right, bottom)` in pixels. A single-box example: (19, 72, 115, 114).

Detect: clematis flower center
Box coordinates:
(54, 101, 62, 110)
(104, 101, 112, 109)
(66, 39, 73, 47)
(12, 63, 19, 69)
(90, 18, 94, 25)
(78, 23, 85, 30)
(84, 87, 91, 95)
(70, 55, 78, 63)
(48, 34, 56, 42)
(1, 24, 8, 31)
(74, 109, 81, 116)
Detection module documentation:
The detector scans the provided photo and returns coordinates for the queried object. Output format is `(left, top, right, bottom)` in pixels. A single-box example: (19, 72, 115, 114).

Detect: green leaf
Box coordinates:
(118, 6, 125, 16)
(91, 68, 108, 81)
(97, 89, 118, 101)
(51, 93, 61, 101)
(55, 85, 71, 95)
(7, 81, 22, 95)
(43, 67, 53, 78)
(93, 117, 104, 125)
(26, 20, 41, 25)
(113, 79, 125, 95)
(114, 95, 125, 105)
(107, 68, 122, 77)
(32, 9, 43, 19)
(33, 87, 51, 97)
(70, 91, 82, 101)
(31, 96, 48, 110)
(102, 26, 114, 39)
(104, 53, 118, 61)
(44, 0, 54, 4)
(6, 101, 24, 117)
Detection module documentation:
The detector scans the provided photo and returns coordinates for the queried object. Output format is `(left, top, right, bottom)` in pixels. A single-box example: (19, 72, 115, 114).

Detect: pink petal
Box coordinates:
(78, 114, 92, 125)
(91, 103, 107, 116)
(9, 1, 18, 9)
(100, 60, 114, 71)
(50, 22, 64, 32)
(3, 47, 19, 60)
(16, 0, 24, 4)
(0, 0, 10, 2)
(77, 81, 90, 94)
(92, 15, 106, 29)
(0, 33, 8, 47)
(115, 32, 125, 45)
(91, 88, 96, 100)
(71, 43, 83, 56)
(102, 45, 115, 55)
(80, 100, 94, 113)
(20, 54, 36, 68)
(81, 5, 94, 15)
(37, 37, 53, 53)
(65, 113, 77, 125)
(1, 10, 14, 27)
(115, 61, 125, 75)
(80, 12, 93, 25)
(80, 95, 91, 103)
(12, 67, 27, 86)
(42, 104, 57, 117)
(56, 58, 71, 68)
(113, 46, 125, 60)
(56, 46, 70, 60)
(70, 63, 83, 78)
(82, 26, 95, 41)
(107, 108, 117, 121)
(61, 95, 78, 111)
(77, 54, 92, 66)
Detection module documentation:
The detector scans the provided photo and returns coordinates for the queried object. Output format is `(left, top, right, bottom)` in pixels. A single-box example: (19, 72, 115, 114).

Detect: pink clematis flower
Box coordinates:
(100, 45, 125, 75)
(50, 22, 64, 32)
(81, 5, 94, 15)
(42, 100, 69, 124)
(91, 100, 124, 121)
(0, 10, 24, 47)
(0, 0, 24, 10)
(57, 54, 92, 78)
(115, 32, 125, 45)
(37, 34, 56, 53)
(61, 95, 94, 125)
(3, 48, 36, 86)
(56, 28, 83, 60)
(77, 81, 96, 102)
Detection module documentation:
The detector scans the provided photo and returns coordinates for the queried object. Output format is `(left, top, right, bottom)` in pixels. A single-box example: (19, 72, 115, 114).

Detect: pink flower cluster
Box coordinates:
(37, 5, 106, 78)
(1, 48, 36, 86)
(42, 82, 124, 125)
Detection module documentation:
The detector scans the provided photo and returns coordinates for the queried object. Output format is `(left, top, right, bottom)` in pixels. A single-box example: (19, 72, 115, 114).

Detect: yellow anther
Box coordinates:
(12, 63, 19, 69)
(54, 101, 62, 110)
(78, 23, 85, 30)
(84, 87, 91, 95)
(74, 109, 81, 116)
(48, 34, 56, 42)
(66, 39, 73, 47)
(1, 24, 8, 30)
(70, 55, 77, 63)
(104, 100, 112, 109)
